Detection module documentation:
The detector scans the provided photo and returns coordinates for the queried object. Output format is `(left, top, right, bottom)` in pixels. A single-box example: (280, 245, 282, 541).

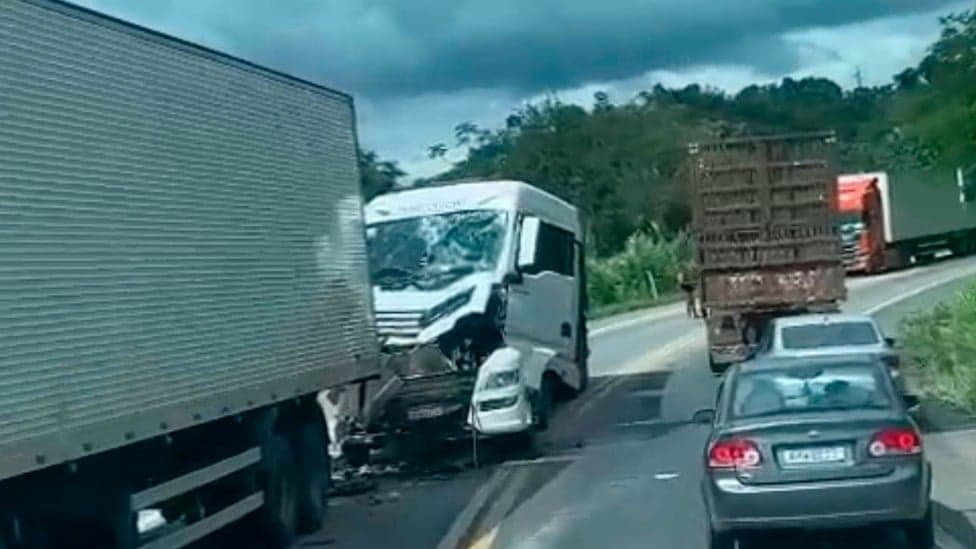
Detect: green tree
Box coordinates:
(422, 8, 973, 255)
(358, 148, 405, 201)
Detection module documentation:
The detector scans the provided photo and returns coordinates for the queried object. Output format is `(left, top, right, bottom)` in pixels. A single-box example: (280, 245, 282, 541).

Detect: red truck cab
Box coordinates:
(836, 174, 877, 273)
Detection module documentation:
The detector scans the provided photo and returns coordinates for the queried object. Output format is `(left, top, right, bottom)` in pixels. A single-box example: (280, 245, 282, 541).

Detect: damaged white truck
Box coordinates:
(358, 180, 590, 452)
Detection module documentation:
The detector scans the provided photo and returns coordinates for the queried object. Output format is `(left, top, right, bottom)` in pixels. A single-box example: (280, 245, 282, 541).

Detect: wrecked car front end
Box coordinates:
(368, 280, 535, 439)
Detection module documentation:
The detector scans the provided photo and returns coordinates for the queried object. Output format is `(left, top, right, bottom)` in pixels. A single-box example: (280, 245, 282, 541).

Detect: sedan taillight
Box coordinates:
(868, 428, 921, 457)
(707, 439, 762, 469)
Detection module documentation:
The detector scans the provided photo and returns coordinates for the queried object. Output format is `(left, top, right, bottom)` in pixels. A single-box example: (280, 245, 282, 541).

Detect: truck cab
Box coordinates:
(364, 180, 588, 439)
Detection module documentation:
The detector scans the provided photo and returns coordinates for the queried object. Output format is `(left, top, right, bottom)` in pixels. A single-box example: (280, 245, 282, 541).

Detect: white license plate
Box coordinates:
(780, 446, 847, 466)
(408, 405, 446, 420)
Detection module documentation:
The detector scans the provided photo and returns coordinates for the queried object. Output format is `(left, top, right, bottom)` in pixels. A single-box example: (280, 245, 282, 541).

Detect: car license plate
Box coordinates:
(408, 405, 446, 421)
(779, 446, 847, 466)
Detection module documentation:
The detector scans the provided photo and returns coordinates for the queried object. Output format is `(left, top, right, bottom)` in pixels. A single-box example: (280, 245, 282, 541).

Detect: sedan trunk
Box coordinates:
(721, 413, 916, 486)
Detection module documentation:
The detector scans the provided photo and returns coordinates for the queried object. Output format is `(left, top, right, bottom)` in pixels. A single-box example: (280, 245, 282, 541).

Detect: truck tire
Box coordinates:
(534, 376, 554, 431)
(106, 490, 137, 549)
(295, 421, 331, 534)
(257, 433, 300, 547)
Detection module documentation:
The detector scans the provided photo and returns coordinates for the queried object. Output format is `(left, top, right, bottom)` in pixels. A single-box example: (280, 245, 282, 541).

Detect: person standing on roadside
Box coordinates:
(678, 261, 699, 318)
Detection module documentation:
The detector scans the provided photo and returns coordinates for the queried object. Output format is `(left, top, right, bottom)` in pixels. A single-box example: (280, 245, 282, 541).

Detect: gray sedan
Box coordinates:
(695, 355, 932, 549)
(752, 313, 902, 387)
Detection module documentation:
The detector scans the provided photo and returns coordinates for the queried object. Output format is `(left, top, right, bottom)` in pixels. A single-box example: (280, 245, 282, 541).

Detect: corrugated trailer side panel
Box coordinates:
(884, 168, 976, 243)
(690, 133, 845, 309)
(0, 0, 377, 479)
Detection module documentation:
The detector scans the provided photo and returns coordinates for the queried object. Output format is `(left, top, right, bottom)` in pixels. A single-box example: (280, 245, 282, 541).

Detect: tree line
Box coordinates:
(359, 9, 975, 257)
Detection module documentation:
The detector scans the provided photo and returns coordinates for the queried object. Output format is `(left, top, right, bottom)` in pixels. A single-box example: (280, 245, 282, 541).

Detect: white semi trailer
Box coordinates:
(0, 0, 378, 546)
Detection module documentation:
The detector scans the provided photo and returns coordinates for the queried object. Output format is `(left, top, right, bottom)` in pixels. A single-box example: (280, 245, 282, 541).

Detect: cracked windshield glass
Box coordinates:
(367, 210, 509, 290)
(4, 0, 976, 548)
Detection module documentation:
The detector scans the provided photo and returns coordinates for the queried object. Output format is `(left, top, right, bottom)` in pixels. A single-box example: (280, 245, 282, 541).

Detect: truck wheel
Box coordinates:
(257, 433, 300, 547)
(295, 421, 331, 534)
(708, 528, 735, 549)
(534, 376, 554, 431)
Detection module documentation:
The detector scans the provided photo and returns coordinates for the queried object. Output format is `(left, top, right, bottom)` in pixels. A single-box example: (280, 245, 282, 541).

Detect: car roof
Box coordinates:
(772, 312, 877, 328)
(732, 353, 884, 374)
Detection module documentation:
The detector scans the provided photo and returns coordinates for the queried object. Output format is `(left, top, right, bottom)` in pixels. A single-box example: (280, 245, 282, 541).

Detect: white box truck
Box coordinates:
(0, 0, 378, 546)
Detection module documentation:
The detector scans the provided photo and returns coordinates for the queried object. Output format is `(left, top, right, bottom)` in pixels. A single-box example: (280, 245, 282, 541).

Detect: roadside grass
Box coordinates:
(901, 283, 976, 414)
(587, 229, 692, 318)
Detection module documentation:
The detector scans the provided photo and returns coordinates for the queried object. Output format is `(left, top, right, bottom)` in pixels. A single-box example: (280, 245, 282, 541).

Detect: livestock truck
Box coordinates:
(0, 0, 378, 547)
(836, 169, 976, 273)
(689, 132, 847, 374)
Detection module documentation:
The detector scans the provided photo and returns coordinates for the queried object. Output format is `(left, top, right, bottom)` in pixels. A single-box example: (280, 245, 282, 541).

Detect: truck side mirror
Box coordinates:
(516, 216, 541, 269)
(884, 337, 896, 348)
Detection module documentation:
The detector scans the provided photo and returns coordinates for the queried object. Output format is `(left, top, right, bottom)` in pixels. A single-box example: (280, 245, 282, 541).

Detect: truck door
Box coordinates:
(506, 216, 578, 365)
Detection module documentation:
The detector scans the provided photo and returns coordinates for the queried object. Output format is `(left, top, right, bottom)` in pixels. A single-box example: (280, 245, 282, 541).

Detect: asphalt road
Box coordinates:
(295, 256, 976, 549)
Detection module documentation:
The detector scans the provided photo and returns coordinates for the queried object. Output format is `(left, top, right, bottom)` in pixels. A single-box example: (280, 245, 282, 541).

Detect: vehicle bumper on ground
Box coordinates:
(704, 462, 931, 532)
(468, 387, 533, 435)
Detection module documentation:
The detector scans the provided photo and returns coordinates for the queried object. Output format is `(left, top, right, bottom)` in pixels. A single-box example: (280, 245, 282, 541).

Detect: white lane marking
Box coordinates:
(504, 456, 577, 467)
(864, 265, 976, 315)
(437, 468, 512, 549)
(464, 467, 530, 549)
(654, 472, 680, 481)
(590, 303, 685, 337)
(592, 331, 700, 378)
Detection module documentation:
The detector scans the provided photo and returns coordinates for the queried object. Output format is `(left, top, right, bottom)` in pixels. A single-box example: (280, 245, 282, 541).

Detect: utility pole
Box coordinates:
(854, 66, 864, 88)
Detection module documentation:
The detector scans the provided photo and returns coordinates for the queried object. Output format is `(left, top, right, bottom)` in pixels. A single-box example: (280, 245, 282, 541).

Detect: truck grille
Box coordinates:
(841, 241, 859, 265)
(375, 310, 424, 338)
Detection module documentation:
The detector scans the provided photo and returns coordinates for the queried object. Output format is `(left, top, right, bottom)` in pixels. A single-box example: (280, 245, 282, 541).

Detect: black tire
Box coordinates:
(708, 357, 726, 376)
(709, 528, 736, 549)
(904, 508, 935, 549)
(295, 421, 331, 534)
(534, 377, 554, 431)
(257, 433, 300, 547)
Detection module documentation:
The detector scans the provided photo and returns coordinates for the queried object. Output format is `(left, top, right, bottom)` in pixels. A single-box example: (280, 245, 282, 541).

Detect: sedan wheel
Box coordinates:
(709, 528, 736, 549)
(903, 508, 935, 549)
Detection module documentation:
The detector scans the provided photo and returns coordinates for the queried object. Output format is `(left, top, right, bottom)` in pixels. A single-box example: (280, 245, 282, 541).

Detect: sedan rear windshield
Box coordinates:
(731, 364, 892, 419)
(780, 321, 879, 349)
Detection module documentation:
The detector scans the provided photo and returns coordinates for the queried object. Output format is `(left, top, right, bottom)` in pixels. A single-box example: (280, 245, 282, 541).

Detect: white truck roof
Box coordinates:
(366, 180, 581, 235)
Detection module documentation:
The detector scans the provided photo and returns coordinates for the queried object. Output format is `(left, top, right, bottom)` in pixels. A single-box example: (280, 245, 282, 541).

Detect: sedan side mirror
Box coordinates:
(691, 409, 716, 425)
(902, 393, 921, 412)
(884, 337, 897, 348)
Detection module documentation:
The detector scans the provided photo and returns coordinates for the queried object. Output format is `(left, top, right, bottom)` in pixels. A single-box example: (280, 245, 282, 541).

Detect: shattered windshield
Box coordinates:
(366, 209, 509, 290)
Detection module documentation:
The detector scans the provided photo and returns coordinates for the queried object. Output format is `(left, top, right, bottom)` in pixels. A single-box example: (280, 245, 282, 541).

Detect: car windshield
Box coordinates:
(366, 209, 509, 290)
(780, 321, 879, 349)
(731, 363, 892, 419)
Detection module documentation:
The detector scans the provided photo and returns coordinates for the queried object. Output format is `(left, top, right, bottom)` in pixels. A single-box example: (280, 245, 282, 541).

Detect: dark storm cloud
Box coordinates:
(82, 0, 958, 97)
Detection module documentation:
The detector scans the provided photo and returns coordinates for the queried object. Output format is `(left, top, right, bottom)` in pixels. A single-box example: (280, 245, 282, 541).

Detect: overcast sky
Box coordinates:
(78, 0, 971, 178)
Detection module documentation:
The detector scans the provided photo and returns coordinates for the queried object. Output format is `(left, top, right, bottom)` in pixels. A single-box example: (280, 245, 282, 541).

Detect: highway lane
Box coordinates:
(455, 256, 976, 549)
(281, 256, 976, 549)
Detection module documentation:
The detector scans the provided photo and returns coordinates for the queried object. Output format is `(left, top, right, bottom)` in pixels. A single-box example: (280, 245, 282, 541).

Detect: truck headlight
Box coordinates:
(484, 369, 520, 389)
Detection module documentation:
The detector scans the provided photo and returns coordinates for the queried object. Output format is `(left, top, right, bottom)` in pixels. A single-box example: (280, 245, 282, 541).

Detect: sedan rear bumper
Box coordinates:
(705, 462, 931, 532)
